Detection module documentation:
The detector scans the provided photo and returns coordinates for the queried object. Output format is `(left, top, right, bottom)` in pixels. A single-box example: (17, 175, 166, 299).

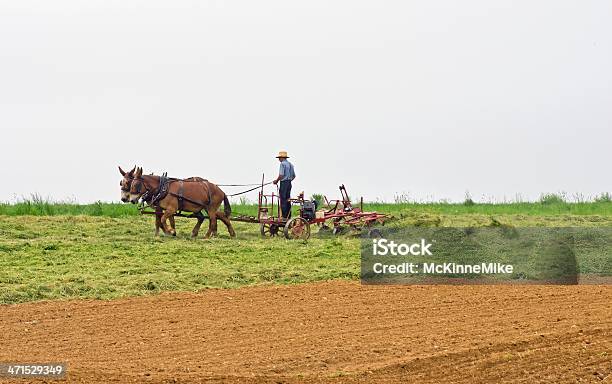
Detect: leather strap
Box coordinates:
(177, 181, 184, 211)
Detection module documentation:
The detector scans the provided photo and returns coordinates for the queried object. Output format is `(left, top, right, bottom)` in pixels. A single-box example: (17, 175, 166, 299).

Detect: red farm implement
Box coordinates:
(231, 184, 389, 240)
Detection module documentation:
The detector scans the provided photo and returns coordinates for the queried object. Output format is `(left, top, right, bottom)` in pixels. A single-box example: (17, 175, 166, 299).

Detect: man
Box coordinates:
(272, 151, 296, 219)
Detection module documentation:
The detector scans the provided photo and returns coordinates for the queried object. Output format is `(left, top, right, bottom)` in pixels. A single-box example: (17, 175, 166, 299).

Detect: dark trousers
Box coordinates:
(279, 180, 292, 219)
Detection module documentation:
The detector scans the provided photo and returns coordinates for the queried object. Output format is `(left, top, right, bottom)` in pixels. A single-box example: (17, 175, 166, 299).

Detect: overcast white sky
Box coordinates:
(1, 0, 610, 203)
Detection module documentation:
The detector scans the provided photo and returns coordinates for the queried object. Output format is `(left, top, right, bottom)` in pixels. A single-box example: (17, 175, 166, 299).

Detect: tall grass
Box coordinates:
(1, 198, 610, 217)
(364, 201, 612, 216)
(0, 195, 136, 217)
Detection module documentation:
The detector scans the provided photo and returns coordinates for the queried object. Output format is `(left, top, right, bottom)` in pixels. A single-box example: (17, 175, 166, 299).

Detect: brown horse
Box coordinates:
(119, 166, 176, 236)
(128, 167, 235, 238)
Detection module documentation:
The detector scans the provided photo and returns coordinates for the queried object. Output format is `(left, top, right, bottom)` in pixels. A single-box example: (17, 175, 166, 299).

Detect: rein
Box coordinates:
(217, 183, 265, 187)
(227, 182, 274, 197)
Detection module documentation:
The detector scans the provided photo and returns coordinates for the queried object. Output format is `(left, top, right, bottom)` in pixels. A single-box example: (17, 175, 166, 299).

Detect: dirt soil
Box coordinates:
(1, 281, 611, 383)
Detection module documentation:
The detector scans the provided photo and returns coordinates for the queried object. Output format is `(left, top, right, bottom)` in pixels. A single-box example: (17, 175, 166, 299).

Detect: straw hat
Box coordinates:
(276, 151, 290, 158)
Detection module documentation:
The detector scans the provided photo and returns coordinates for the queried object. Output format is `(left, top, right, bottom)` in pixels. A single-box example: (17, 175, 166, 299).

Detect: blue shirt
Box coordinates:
(279, 160, 296, 182)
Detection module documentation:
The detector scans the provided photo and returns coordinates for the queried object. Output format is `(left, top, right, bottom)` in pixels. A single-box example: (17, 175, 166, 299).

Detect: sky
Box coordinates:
(1, 0, 610, 203)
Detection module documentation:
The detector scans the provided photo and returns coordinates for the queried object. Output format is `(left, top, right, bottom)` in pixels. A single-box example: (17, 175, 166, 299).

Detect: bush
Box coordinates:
(594, 192, 611, 203)
(393, 192, 411, 204)
(91, 201, 104, 216)
(539, 193, 565, 205)
(463, 191, 475, 206)
(311, 193, 324, 208)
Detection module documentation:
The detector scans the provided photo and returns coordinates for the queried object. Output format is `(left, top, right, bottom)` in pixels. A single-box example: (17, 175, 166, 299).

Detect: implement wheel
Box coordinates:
(284, 217, 311, 240)
(260, 223, 280, 237)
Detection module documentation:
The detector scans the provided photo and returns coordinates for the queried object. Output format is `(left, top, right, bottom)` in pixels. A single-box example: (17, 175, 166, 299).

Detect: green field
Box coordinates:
(1, 202, 611, 304)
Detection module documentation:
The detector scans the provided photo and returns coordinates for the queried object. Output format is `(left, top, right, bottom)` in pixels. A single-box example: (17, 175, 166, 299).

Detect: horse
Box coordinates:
(119, 166, 176, 236)
(128, 167, 236, 238)
(119, 166, 210, 236)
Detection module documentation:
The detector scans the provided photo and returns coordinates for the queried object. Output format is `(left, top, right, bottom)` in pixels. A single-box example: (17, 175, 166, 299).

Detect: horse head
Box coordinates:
(128, 167, 147, 204)
(118, 165, 136, 203)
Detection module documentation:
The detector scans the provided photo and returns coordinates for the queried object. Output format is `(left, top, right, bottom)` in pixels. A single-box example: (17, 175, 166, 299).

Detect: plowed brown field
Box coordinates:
(1, 281, 610, 383)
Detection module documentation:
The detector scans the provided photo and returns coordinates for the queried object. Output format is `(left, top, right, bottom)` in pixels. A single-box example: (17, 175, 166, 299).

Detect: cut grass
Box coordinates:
(0, 216, 358, 304)
(1, 210, 611, 305)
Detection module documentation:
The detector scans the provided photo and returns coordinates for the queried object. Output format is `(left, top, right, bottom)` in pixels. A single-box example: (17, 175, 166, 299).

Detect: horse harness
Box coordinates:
(140, 174, 213, 213)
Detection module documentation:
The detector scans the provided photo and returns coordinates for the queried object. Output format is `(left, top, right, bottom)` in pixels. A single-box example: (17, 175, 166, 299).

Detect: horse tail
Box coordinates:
(223, 194, 231, 217)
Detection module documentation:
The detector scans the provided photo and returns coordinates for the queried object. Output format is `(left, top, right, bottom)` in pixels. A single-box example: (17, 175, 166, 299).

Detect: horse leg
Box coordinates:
(160, 209, 177, 236)
(154, 207, 163, 236)
(191, 211, 205, 238)
(154, 207, 175, 236)
(204, 210, 218, 238)
(169, 215, 176, 235)
(217, 212, 236, 238)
